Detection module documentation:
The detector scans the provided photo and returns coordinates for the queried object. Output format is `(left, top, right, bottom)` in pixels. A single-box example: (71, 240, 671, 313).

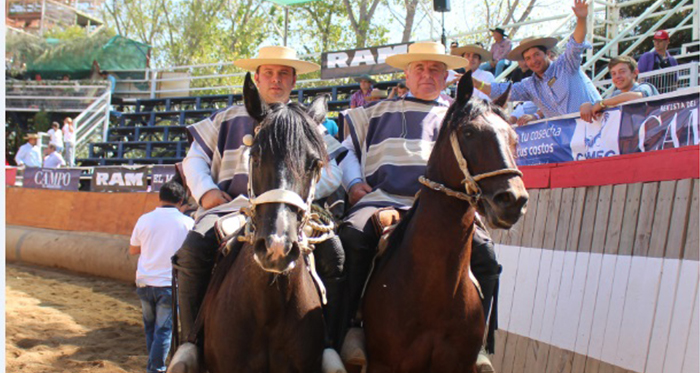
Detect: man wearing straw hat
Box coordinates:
(14, 133, 43, 168)
(451, 43, 495, 101)
(169, 46, 345, 372)
(338, 42, 501, 372)
(473, 0, 601, 123)
(351, 75, 377, 108)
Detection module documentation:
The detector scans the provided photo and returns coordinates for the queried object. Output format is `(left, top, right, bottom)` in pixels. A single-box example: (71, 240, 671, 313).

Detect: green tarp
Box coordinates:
(27, 35, 150, 80)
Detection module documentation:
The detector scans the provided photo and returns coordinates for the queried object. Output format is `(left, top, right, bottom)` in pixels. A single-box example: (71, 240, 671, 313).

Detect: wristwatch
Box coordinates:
(597, 100, 608, 109)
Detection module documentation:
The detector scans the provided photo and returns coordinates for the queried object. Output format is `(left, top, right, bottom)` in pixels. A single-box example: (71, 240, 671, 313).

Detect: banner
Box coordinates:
(515, 93, 700, 166)
(618, 93, 699, 153)
(23, 167, 81, 191)
(151, 165, 177, 192)
(321, 43, 410, 80)
(91, 166, 148, 192)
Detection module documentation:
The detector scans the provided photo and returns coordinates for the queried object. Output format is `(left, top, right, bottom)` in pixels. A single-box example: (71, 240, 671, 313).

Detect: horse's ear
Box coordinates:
(243, 72, 268, 123)
(456, 70, 473, 105)
(493, 83, 511, 108)
(307, 94, 329, 124)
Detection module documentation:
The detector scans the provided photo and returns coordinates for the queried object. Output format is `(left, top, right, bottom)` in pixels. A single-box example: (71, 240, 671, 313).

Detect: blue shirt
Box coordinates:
(610, 82, 659, 98)
(491, 36, 602, 118)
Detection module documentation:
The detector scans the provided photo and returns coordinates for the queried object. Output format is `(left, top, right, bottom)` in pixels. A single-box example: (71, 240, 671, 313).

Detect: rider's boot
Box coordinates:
(321, 277, 348, 373)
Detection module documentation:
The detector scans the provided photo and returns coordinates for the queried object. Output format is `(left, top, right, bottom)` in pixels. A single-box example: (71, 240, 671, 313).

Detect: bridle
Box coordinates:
(419, 132, 522, 205)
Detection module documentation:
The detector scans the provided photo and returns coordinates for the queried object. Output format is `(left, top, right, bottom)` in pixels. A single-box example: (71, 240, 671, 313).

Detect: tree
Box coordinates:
(342, 0, 385, 48)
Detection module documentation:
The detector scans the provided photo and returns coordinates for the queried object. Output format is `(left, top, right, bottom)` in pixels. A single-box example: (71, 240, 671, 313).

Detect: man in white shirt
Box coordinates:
(47, 122, 64, 152)
(43, 144, 66, 168)
(15, 133, 43, 168)
(130, 181, 194, 373)
(451, 43, 495, 102)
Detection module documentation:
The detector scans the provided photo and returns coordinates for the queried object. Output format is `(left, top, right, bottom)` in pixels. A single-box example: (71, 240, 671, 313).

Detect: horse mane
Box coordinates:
(254, 102, 329, 179)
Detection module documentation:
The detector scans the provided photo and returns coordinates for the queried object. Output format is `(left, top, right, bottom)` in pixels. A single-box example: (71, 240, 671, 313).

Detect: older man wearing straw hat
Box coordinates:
(473, 0, 601, 124)
(169, 46, 345, 372)
(338, 42, 501, 372)
(451, 43, 495, 101)
(15, 133, 43, 168)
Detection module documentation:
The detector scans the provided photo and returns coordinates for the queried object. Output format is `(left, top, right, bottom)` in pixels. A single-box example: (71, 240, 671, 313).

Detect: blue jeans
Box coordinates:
(136, 286, 173, 373)
(479, 59, 511, 77)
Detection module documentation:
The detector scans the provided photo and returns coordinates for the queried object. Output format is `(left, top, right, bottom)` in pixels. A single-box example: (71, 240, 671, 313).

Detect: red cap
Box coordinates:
(653, 30, 669, 40)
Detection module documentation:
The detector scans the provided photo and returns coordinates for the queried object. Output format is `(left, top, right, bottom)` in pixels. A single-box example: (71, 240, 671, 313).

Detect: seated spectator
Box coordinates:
(638, 30, 678, 73)
(47, 122, 64, 153)
(472, 0, 602, 125)
(351, 75, 376, 108)
(580, 55, 659, 122)
(508, 59, 533, 83)
(480, 27, 513, 77)
(452, 44, 495, 101)
(43, 144, 66, 168)
(387, 81, 409, 99)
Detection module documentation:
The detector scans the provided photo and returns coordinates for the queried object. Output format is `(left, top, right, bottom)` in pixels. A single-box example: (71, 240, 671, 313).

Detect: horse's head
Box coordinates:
(428, 71, 528, 229)
(243, 73, 329, 273)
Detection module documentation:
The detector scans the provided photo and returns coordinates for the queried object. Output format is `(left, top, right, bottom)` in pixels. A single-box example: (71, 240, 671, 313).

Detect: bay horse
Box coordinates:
(362, 71, 529, 372)
(200, 73, 329, 373)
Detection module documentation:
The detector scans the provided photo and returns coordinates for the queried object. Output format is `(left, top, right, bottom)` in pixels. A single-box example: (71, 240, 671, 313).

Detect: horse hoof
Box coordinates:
(322, 348, 347, 373)
(476, 350, 495, 373)
(340, 327, 367, 367)
(167, 343, 202, 373)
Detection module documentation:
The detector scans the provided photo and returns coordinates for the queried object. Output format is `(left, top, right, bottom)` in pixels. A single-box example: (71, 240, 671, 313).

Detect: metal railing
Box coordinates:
(5, 80, 109, 112)
(74, 90, 112, 158)
(593, 62, 700, 97)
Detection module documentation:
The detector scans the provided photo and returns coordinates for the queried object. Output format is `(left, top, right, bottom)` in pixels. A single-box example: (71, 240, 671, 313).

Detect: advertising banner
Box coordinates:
(23, 167, 81, 191)
(321, 43, 410, 80)
(91, 166, 148, 192)
(514, 118, 577, 166)
(151, 165, 177, 192)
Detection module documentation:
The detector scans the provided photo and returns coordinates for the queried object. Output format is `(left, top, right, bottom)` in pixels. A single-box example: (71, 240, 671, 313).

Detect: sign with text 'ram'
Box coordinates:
(321, 43, 411, 80)
(91, 166, 148, 192)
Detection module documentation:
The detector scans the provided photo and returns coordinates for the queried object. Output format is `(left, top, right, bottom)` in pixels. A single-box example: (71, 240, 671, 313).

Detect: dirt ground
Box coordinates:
(6, 262, 148, 373)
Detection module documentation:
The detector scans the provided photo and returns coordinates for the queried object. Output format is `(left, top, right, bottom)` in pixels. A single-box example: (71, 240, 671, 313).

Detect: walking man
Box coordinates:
(130, 181, 194, 373)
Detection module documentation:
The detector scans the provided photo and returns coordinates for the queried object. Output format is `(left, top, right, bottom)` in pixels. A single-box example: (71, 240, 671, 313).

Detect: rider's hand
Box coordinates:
(200, 189, 232, 210)
(348, 182, 372, 206)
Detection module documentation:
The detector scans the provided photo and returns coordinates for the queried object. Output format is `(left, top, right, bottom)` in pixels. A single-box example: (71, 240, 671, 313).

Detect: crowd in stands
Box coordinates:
(13, 116, 76, 169)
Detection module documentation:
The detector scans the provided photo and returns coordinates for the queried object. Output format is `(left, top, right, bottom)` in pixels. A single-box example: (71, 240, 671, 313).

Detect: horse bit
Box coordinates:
(419, 132, 523, 205)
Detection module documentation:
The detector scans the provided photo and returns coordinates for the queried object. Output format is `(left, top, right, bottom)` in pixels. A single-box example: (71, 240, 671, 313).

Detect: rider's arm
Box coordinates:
(339, 136, 363, 192)
(315, 159, 342, 200)
(182, 141, 220, 204)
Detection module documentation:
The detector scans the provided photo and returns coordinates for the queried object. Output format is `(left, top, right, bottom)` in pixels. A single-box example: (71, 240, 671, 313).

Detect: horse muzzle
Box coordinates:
(253, 234, 301, 274)
(480, 187, 529, 229)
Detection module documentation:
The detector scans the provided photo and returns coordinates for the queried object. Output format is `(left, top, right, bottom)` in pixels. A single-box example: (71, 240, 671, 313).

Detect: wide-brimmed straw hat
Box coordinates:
(450, 44, 492, 62)
(354, 75, 377, 84)
(234, 46, 320, 75)
(369, 88, 387, 98)
(23, 133, 39, 140)
(386, 42, 468, 70)
(507, 36, 558, 61)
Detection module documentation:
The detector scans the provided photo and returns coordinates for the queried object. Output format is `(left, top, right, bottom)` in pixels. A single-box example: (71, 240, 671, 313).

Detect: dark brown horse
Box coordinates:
(201, 73, 329, 373)
(362, 72, 529, 373)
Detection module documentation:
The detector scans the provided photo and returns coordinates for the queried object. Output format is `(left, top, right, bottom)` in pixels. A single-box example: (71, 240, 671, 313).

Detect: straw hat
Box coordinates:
(369, 88, 387, 99)
(507, 36, 558, 61)
(234, 46, 320, 75)
(450, 44, 493, 62)
(385, 42, 468, 70)
(354, 74, 377, 84)
(23, 133, 39, 140)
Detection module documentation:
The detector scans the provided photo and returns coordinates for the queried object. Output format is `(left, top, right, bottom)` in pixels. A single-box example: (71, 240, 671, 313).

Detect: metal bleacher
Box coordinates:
(78, 80, 400, 166)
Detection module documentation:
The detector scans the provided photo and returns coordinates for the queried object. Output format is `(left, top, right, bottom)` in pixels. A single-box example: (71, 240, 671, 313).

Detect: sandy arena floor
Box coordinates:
(6, 263, 149, 373)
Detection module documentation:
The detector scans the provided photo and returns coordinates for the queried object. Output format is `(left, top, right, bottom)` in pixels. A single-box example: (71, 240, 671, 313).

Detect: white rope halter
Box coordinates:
(419, 132, 523, 205)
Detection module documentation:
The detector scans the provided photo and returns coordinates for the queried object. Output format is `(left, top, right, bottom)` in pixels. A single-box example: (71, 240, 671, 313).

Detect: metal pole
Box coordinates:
(40, 0, 47, 36)
(441, 12, 446, 47)
(284, 6, 289, 46)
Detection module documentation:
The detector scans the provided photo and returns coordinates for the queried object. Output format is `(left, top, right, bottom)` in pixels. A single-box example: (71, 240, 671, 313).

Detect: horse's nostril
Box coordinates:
(493, 191, 516, 207)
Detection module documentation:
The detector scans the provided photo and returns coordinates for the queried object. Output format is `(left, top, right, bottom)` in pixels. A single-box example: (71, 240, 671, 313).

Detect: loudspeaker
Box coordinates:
(434, 0, 450, 12)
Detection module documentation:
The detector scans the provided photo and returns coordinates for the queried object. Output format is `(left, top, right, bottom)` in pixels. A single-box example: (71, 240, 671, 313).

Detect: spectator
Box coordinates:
(387, 81, 409, 99)
(43, 144, 66, 168)
(508, 59, 533, 83)
(14, 133, 42, 168)
(473, 0, 602, 125)
(62, 117, 76, 167)
(47, 122, 64, 153)
(452, 44, 495, 101)
(101, 70, 117, 95)
(481, 27, 513, 77)
(638, 30, 678, 73)
(350, 75, 376, 108)
(323, 117, 339, 138)
(580, 55, 659, 122)
(129, 181, 194, 373)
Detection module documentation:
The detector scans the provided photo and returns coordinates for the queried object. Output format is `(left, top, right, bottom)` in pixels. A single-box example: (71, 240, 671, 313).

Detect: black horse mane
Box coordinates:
(254, 102, 328, 179)
(376, 96, 509, 270)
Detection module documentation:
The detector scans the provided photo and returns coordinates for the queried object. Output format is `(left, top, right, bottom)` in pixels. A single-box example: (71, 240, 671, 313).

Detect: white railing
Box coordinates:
(5, 80, 109, 112)
(74, 90, 112, 157)
(594, 62, 700, 97)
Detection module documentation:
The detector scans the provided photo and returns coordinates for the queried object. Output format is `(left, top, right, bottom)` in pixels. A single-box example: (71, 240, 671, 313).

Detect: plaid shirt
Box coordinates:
(490, 36, 602, 118)
(491, 38, 512, 62)
(351, 89, 371, 108)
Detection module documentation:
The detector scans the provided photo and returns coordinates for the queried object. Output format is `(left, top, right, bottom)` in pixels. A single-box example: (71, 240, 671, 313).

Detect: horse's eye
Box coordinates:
(464, 129, 474, 138)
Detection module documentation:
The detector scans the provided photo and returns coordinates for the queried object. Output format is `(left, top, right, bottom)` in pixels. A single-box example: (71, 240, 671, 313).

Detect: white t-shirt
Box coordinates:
(43, 152, 66, 168)
(48, 128, 64, 148)
(130, 207, 194, 287)
(63, 124, 75, 144)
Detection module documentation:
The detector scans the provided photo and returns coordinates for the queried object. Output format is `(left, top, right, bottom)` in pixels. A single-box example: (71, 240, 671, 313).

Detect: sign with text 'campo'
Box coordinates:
(321, 43, 411, 80)
(91, 166, 148, 192)
(23, 168, 81, 191)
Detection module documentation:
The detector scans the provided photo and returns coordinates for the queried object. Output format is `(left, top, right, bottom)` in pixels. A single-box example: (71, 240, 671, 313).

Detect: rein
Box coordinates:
(419, 133, 522, 205)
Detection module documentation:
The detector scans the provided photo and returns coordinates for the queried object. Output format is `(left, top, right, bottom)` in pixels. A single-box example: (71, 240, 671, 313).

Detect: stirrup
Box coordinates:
(167, 342, 203, 373)
(340, 327, 367, 369)
(476, 348, 495, 373)
(322, 348, 348, 373)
